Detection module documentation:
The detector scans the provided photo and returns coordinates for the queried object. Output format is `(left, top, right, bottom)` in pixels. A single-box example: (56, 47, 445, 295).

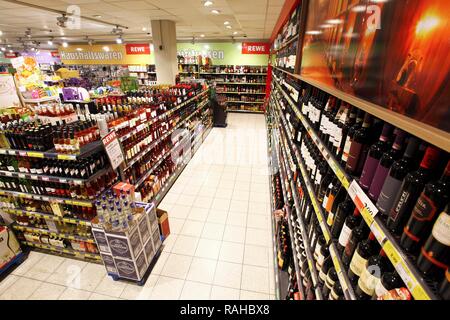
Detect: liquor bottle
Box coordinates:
(348, 232, 378, 286)
(341, 109, 364, 167)
(355, 249, 391, 299)
(322, 267, 338, 298)
(337, 208, 361, 253)
(329, 281, 344, 300)
(326, 182, 347, 227)
(439, 268, 450, 300)
(336, 105, 356, 161)
(318, 250, 332, 287)
(368, 129, 407, 201)
(359, 123, 394, 190)
(401, 160, 450, 253)
(387, 146, 441, 234)
(342, 220, 370, 267)
(417, 206, 450, 282)
(346, 113, 373, 176)
(372, 271, 403, 300)
(331, 196, 355, 239)
(376, 137, 421, 216)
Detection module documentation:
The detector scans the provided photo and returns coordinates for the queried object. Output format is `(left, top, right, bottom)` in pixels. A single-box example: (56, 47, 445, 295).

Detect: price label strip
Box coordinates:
(348, 180, 378, 226)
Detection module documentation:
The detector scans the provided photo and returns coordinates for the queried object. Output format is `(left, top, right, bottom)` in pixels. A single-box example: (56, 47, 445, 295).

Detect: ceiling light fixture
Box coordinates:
(204, 1, 213, 6)
(142, 27, 147, 31)
(226, 25, 232, 29)
(224, 21, 230, 25)
(200, 34, 205, 38)
(47, 38, 53, 45)
(62, 41, 68, 47)
(116, 35, 123, 44)
(233, 31, 238, 35)
(211, 9, 220, 14)
(0, 31, 3, 36)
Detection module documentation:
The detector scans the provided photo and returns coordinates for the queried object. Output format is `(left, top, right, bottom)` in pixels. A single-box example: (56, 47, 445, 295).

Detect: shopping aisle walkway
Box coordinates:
(0, 113, 275, 300)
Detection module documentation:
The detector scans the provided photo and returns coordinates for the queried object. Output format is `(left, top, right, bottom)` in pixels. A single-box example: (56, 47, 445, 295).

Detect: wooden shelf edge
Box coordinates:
(272, 67, 450, 152)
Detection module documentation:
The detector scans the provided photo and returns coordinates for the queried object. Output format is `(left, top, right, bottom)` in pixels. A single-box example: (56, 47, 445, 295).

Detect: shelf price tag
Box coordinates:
(57, 154, 74, 160)
(27, 151, 44, 158)
(370, 221, 386, 243)
(348, 180, 378, 226)
(102, 131, 125, 170)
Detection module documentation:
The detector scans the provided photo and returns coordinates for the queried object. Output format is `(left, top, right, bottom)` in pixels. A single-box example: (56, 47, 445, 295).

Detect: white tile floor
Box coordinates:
(0, 113, 276, 300)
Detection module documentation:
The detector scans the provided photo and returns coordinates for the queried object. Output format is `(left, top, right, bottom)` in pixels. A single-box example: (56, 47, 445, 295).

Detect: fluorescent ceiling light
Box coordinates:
(47, 40, 53, 45)
(224, 21, 230, 25)
(233, 31, 238, 35)
(226, 25, 232, 29)
(211, 9, 220, 14)
(0, 31, 3, 36)
(204, 1, 213, 6)
(305, 30, 322, 35)
(326, 19, 343, 24)
(142, 27, 147, 31)
(200, 34, 205, 37)
(116, 36, 123, 44)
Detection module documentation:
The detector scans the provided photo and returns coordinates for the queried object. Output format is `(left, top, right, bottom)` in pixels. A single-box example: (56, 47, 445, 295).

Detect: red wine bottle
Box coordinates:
(368, 129, 407, 201)
(355, 249, 391, 299)
(331, 195, 355, 239)
(401, 160, 450, 253)
(387, 146, 441, 234)
(372, 271, 404, 300)
(345, 113, 372, 176)
(341, 109, 364, 167)
(329, 281, 344, 300)
(359, 123, 394, 190)
(417, 206, 450, 282)
(337, 208, 361, 254)
(376, 137, 420, 216)
(322, 267, 337, 298)
(346, 230, 374, 285)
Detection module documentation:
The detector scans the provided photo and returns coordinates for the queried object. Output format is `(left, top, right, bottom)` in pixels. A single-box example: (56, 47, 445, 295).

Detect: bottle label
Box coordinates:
(347, 141, 363, 172)
(377, 176, 403, 215)
(338, 224, 352, 247)
(358, 265, 379, 296)
(319, 269, 327, 282)
(390, 190, 410, 222)
(322, 194, 329, 210)
(374, 280, 388, 298)
(327, 210, 335, 227)
(368, 164, 390, 201)
(411, 193, 437, 222)
(349, 250, 367, 276)
(431, 212, 450, 246)
(325, 275, 335, 290)
(331, 288, 339, 300)
(342, 136, 352, 162)
(359, 155, 380, 189)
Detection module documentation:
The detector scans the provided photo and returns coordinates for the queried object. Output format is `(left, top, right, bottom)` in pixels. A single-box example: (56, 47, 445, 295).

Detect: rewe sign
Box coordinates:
(242, 42, 270, 55)
(125, 44, 151, 55)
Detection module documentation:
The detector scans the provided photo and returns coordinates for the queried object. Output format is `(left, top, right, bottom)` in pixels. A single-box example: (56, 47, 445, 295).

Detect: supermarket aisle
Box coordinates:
(0, 113, 275, 300)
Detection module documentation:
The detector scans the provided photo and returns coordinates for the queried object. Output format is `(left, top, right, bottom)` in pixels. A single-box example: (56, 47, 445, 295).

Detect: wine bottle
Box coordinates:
(348, 232, 378, 286)
(342, 220, 370, 267)
(387, 146, 441, 234)
(372, 271, 403, 300)
(359, 123, 394, 190)
(337, 208, 360, 253)
(331, 196, 355, 239)
(417, 206, 450, 282)
(355, 249, 391, 299)
(368, 129, 407, 201)
(319, 251, 333, 286)
(329, 281, 344, 300)
(322, 267, 338, 298)
(326, 183, 347, 227)
(346, 113, 373, 176)
(341, 109, 364, 166)
(439, 268, 450, 300)
(401, 160, 450, 253)
(377, 137, 420, 216)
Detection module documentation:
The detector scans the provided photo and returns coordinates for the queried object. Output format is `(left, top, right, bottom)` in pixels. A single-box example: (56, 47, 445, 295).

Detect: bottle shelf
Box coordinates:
(200, 72, 267, 76)
(272, 34, 299, 53)
(0, 167, 111, 185)
(218, 92, 266, 95)
(272, 66, 450, 153)
(225, 100, 264, 105)
(21, 241, 101, 262)
(124, 97, 209, 170)
(22, 96, 59, 103)
(0, 189, 93, 207)
(226, 109, 264, 114)
(273, 76, 439, 300)
(273, 97, 356, 300)
(4, 208, 92, 226)
(219, 82, 266, 85)
(13, 224, 95, 243)
(0, 141, 104, 161)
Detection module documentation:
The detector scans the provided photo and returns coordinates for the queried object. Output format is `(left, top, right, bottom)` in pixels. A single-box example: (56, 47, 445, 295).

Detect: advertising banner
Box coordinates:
(242, 42, 270, 55)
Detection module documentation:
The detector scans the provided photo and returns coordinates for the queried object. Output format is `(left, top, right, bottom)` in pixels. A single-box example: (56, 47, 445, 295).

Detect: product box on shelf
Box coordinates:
(100, 253, 118, 274)
(0, 226, 21, 270)
(114, 249, 148, 281)
(156, 208, 170, 239)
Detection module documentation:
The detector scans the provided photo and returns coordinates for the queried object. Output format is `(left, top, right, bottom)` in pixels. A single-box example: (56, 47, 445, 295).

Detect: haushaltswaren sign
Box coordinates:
(58, 44, 152, 65)
(241, 42, 270, 55)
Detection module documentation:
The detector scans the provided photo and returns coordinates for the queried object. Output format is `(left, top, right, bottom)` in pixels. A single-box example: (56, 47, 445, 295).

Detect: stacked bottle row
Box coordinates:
(200, 65, 268, 74)
(216, 85, 265, 94)
(22, 232, 99, 254)
(95, 189, 136, 231)
(273, 4, 301, 50)
(275, 39, 298, 73)
(273, 70, 450, 299)
(0, 152, 108, 180)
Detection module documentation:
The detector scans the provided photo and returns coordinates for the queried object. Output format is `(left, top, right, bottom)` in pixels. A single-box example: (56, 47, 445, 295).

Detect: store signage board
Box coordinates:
(59, 44, 153, 65)
(0, 74, 21, 108)
(4, 52, 17, 58)
(102, 131, 125, 170)
(126, 44, 150, 55)
(242, 42, 270, 55)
